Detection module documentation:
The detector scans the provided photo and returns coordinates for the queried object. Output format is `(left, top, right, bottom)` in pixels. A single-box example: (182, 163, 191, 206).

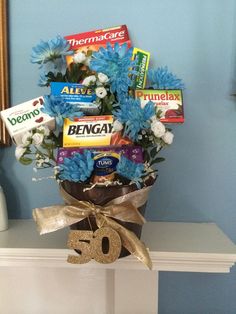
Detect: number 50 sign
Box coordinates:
(67, 227, 122, 264)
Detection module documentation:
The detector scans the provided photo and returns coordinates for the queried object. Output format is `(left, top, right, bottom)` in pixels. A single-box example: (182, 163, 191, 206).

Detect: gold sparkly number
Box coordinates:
(91, 227, 121, 264)
(67, 227, 122, 264)
(67, 230, 93, 264)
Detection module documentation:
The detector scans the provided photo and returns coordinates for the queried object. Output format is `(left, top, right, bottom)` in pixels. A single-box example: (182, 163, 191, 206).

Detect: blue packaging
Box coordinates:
(50, 82, 99, 114)
(92, 152, 120, 182)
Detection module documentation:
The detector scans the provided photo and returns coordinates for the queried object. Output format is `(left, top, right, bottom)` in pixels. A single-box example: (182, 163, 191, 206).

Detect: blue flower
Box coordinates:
(113, 97, 155, 140)
(116, 156, 144, 188)
(38, 71, 49, 87)
(41, 95, 84, 127)
(90, 42, 136, 96)
(148, 66, 185, 89)
(31, 35, 72, 77)
(59, 151, 94, 182)
(31, 35, 72, 65)
(42, 58, 68, 76)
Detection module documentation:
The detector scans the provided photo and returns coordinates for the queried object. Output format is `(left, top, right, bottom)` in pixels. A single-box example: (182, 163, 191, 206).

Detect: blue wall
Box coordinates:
(1, 0, 236, 313)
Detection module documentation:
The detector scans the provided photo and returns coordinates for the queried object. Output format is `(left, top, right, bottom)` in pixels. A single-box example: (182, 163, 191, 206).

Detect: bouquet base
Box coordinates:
(61, 180, 149, 258)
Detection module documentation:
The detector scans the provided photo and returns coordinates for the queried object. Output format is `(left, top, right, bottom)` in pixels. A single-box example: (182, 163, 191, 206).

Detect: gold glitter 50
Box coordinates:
(67, 227, 122, 264)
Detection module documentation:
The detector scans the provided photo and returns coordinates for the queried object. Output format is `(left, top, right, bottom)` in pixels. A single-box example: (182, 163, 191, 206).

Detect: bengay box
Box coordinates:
(65, 25, 131, 65)
(135, 89, 184, 123)
(0, 97, 55, 145)
(63, 115, 113, 148)
(50, 82, 98, 115)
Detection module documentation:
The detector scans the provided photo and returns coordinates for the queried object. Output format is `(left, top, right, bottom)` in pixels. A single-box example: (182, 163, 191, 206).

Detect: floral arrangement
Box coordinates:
(15, 33, 184, 189)
(1, 26, 186, 267)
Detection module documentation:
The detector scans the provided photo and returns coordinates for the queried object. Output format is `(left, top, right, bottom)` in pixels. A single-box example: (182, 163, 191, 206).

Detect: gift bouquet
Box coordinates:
(1, 25, 184, 268)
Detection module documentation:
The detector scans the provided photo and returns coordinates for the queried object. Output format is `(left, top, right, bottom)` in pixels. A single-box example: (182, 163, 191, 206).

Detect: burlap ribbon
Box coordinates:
(33, 184, 152, 269)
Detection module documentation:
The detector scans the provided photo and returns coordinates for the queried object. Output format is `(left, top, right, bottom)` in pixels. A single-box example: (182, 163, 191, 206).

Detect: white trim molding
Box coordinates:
(0, 220, 236, 314)
(0, 220, 236, 272)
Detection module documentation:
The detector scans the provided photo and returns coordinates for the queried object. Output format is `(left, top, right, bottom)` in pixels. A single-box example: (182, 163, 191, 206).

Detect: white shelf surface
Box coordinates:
(1, 220, 236, 273)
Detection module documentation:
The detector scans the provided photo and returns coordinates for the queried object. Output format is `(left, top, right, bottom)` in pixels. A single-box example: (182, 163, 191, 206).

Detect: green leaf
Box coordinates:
(100, 95, 115, 114)
(156, 110, 163, 119)
(150, 147, 157, 159)
(143, 150, 150, 163)
(150, 157, 165, 166)
(108, 93, 115, 104)
(19, 157, 33, 165)
(25, 147, 32, 154)
(40, 141, 56, 150)
(106, 101, 113, 113)
(86, 50, 93, 57)
(66, 63, 89, 83)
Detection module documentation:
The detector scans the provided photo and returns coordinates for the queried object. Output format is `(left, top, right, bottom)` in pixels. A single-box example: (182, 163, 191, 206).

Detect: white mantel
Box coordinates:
(0, 220, 236, 314)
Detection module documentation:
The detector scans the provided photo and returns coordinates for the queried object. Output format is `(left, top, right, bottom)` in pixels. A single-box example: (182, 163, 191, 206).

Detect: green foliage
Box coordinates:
(100, 93, 116, 114)
(18, 128, 59, 169)
(19, 156, 33, 165)
(66, 63, 93, 83)
(45, 71, 67, 86)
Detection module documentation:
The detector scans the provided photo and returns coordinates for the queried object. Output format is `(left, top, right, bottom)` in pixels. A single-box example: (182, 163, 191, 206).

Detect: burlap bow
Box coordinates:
(33, 184, 152, 269)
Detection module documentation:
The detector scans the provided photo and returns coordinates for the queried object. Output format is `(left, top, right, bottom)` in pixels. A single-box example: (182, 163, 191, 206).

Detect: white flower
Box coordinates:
(95, 87, 107, 98)
(113, 120, 123, 132)
(97, 73, 109, 84)
(54, 166, 60, 175)
(15, 145, 26, 160)
(151, 120, 166, 138)
(44, 127, 50, 137)
(73, 51, 86, 64)
(84, 57, 91, 67)
(150, 115, 157, 123)
(32, 133, 44, 146)
(36, 125, 50, 136)
(162, 131, 174, 145)
(21, 131, 32, 146)
(82, 75, 96, 86)
(36, 158, 44, 167)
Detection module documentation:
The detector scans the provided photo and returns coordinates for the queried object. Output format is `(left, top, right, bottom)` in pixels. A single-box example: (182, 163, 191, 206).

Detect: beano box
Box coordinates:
(0, 96, 55, 145)
(65, 25, 131, 65)
(135, 89, 184, 123)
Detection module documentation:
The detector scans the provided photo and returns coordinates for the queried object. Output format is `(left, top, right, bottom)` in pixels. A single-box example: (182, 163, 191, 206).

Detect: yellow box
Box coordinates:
(63, 115, 113, 147)
(132, 47, 150, 89)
